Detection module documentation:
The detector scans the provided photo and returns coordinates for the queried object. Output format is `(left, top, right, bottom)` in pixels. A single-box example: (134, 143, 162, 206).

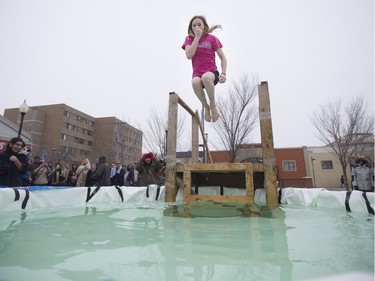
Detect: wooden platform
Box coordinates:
(165, 84, 278, 207)
(183, 163, 264, 204)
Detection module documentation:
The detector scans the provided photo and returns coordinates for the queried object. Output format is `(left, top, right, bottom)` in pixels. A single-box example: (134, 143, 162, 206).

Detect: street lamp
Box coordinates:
(18, 100, 29, 137)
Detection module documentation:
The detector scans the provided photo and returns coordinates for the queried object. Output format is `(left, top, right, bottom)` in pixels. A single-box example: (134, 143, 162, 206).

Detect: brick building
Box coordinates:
(274, 147, 312, 188)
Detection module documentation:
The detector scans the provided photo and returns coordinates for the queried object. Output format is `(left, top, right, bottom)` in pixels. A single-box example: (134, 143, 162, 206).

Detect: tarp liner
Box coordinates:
(0, 186, 373, 214)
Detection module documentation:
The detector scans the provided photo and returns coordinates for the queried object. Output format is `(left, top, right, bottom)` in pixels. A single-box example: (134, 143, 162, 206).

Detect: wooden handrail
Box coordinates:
(169, 92, 212, 163)
(171, 92, 195, 117)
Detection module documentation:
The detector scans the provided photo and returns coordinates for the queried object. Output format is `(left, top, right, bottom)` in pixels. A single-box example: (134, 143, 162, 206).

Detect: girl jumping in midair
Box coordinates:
(182, 15, 227, 122)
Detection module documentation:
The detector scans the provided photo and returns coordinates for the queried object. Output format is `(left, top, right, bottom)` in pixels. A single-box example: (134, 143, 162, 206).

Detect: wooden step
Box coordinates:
(183, 163, 263, 204)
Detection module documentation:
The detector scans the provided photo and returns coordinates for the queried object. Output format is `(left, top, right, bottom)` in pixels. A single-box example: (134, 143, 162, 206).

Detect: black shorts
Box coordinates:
(197, 71, 220, 88)
(212, 71, 220, 85)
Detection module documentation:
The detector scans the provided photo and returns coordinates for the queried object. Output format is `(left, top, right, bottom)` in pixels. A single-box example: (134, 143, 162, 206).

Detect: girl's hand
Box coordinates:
(219, 73, 226, 83)
(194, 27, 202, 37)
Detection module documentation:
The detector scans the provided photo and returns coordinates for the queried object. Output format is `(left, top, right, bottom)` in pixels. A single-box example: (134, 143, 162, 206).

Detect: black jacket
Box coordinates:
(0, 148, 28, 187)
(91, 156, 111, 187)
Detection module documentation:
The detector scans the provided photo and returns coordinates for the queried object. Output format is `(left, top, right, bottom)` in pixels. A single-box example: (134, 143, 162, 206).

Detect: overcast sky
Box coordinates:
(0, 0, 373, 150)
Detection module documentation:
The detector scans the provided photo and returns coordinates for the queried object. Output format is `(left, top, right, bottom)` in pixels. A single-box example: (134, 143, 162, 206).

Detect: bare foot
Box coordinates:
(211, 106, 220, 122)
(204, 106, 211, 122)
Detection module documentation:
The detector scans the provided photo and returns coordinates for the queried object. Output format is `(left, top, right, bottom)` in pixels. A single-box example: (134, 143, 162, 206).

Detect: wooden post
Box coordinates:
(258, 82, 278, 208)
(165, 92, 178, 202)
(191, 114, 199, 163)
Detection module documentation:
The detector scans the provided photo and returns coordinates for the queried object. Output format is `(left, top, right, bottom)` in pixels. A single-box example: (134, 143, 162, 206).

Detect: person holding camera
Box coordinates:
(33, 159, 51, 186)
(50, 162, 67, 186)
(136, 152, 162, 187)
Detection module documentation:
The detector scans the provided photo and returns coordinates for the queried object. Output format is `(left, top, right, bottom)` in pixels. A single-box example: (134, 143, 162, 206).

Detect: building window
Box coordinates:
(66, 123, 78, 132)
(64, 110, 70, 118)
(282, 160, 296, 171)
(321, 160, 333, 169)
(74, 137, 84, 144)
(80, 150, 90, 156)
(63, 146, 76, 154)
(61, 134, 67, 141)
(88, 141, 93, 146)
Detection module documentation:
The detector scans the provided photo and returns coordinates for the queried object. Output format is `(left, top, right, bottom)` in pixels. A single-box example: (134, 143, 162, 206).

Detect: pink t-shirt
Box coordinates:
(182, 34, 223, 77)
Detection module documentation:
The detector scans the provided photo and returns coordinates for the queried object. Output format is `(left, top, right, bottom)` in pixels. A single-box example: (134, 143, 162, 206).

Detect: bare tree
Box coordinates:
(142, 109, 185, 158)
(212, 73, 259, 162)
(311, 96, 374, 190)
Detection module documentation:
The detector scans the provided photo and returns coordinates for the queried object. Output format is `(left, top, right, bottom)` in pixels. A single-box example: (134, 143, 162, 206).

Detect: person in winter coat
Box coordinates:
(110, 160, 125, 186)
(0, 137, 29, 187)
(125, 163, 139, 186)
(50, 163, 66, 186)
(66, 163, 78, 186)
(85, 163, 96, 187)
(136, 152, 162, 186)
(352, 156, 374, 192)
(76, 158, 91, 187)
(28, 155, 41, 185)
(33, 160, 51, 186)
(91, 156, 111, 187)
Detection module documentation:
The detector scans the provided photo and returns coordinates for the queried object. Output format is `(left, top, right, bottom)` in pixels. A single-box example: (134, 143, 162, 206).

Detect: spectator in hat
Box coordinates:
(136, 152, 162, 186)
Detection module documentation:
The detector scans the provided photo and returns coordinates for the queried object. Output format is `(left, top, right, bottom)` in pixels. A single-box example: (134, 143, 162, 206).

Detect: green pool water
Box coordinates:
(0, 202, 373, 281)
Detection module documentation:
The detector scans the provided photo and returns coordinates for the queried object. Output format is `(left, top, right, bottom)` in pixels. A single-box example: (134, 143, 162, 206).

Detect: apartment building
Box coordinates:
(4, 104, 142, 165)
(95, 117, 142, 164)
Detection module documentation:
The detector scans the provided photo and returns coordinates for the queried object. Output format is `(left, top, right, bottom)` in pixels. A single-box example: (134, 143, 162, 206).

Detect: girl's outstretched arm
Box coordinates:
(216, 48, 227, 83)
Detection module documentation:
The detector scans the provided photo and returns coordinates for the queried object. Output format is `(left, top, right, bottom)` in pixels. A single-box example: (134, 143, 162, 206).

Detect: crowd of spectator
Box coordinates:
(25, 152, 165, 188)
(1, 137, 166, 188)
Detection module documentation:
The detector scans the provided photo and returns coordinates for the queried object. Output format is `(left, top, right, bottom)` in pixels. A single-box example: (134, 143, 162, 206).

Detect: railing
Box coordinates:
(167, 92, 212, 164)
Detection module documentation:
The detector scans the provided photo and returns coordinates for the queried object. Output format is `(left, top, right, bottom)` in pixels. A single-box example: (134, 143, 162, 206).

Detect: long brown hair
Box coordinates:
(6, 137, 25, 150)
(187, 15, 221, 38)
